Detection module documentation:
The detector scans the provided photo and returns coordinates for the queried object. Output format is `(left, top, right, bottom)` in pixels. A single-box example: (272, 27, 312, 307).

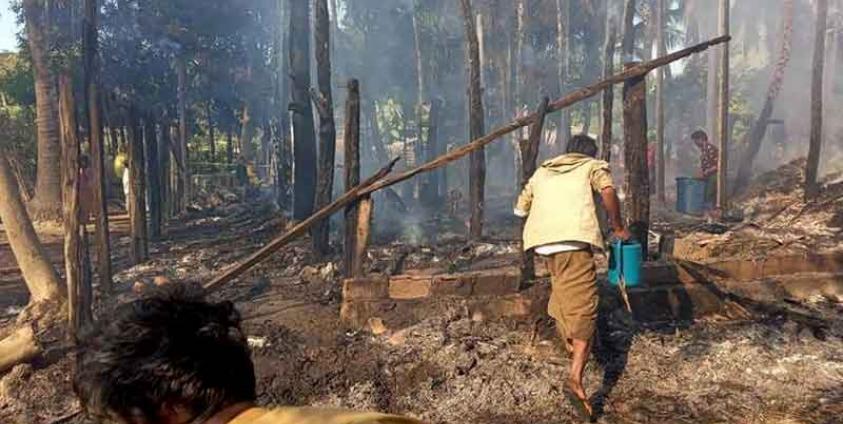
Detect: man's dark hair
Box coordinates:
(73, 285, 256, 423)
(691, 129, 708, 141)
(566, 134, 599, 158)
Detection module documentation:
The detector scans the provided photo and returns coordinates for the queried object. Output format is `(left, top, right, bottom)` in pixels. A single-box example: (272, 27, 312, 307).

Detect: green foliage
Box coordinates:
(0, 52, 35, 106)
(0, 105, 37, 191)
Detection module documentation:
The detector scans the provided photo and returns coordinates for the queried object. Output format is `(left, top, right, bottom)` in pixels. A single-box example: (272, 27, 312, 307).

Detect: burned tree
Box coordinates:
(312, 0, 337, 256)
(805, 0, 828, 200)
(460, 0, 486, 240)
(622, 63, 650, 255)
(145, 116, 162, 240)
(344, 79, 362, 278)
(519, 98, 549, 284)
(128, 108, 149, 264)
(289, 0, 317, 220)
(601, 25, 616, 162)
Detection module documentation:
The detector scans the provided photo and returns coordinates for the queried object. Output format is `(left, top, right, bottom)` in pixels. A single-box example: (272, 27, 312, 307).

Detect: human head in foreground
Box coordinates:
(74, 285, 421, 424)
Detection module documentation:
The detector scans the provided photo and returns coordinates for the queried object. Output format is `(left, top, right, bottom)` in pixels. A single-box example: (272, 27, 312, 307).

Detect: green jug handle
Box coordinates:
(615, 239, 624, 280)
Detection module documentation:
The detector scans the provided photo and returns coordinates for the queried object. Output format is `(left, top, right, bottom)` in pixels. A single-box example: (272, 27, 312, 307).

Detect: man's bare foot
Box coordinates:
(566, 379, 593, 418)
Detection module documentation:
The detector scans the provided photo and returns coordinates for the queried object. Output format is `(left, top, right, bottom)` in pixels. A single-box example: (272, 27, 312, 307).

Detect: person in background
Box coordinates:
(691, 129, 719, 210)
(514, 134, 631, 421)
(73, 285, 422, 424)
(121, 158, 131, 209)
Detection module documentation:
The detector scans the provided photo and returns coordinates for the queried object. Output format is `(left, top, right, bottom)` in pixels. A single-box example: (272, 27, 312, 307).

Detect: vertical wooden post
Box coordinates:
(623, 63, 650, 256)
(343, 79, 361, 278)
(353, 197, 372, 278)
(655, 0, 666, 203)
(160, 123, 171, 219)
(621, 0, 636, 61)
(207, 102, 216, 163)
(59, 75, 84, 340)
(83, 0, 111, 294)
(145, 117, 161, 240)
(176, 58, 189, 213)
(128, 107, 148, 264)
(556, 0, 571, 150)
(519, 97, 549, 285)
(805, 0, 828, 200)
(601, 26, 616, 162)
(717, 0, 731, 208)
(460, 0, 486, 240)
(312, 0, 337, 256)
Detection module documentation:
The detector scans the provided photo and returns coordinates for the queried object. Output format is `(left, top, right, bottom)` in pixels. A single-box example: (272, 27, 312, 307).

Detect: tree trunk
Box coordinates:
(274, 0, 291, 211)
(519, 98, 549, 284)
(145, 116, 161, 240)
(23, 0, 62, 220)
(128, 107, 148, 264)
(621, 0, 636, 61)
(343, 79, 361, 278)
(717, 0, 731, 208)
(59, 75, 87, 339)
(83, 0, 111, 294)
(0, 156, 62, 303)
(460, 0, 486, 240)
(601, 26, 616, 162)
(733, 0, 794, 194)
(312, 0, 337, 256)
(226, 130, 234, 164)
(805, 0, 828, 200)
(207, 101, 216, 163)
(556, 0, 571, 149)
(290, 0, 317, 220)
(421, 100, 441, 205)
(240, 104, 254, 164)
(655, 0, 666, 203)
(352, 197, 372, 278)
(160, 122, 171, 219)
(623, 63, 650, 256)
(176, 58, 190, 212)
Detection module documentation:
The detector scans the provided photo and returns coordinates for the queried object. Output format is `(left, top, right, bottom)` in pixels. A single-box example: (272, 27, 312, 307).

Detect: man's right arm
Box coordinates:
(600, 187, 631, 241)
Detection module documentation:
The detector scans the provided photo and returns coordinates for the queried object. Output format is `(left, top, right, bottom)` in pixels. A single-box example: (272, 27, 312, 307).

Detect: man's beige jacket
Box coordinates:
(515, 153, 614, 251)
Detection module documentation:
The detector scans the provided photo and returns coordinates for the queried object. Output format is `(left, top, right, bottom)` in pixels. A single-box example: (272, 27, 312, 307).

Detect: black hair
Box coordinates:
(566, 134, 599, 158)
(73, 285, 256, 423)
(691, 129, 708, 141)
(79, 155, 90, 169)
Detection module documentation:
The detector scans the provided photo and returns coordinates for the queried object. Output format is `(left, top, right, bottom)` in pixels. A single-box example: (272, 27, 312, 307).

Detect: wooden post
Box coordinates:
(145, 116, 161, 240)
(716, 0, 730, 208)
(128, 107, 148, 264)
(556, 0, 571, 150)
(176, 58, 189, 212)
(460, 0, 486, 240)
(623, 63, 650, 256)
(601, 26, 616, 162)
(343, 79, 361, 278)
(59, 75, 85, 339)
(207, 102, 216, 163)
(655, 0, 666, 203)
(805, 0, 827, 200)
(621, 0, 636, 61)
(83, 0, 111, 294)
(353, 197, 372, 278)
(519, 97, 549, 285)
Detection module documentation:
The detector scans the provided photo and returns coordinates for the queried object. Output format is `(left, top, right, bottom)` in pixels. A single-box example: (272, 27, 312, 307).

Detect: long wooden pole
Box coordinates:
(717, 0, 730, 208)
(204, 36, 730, 291)
(655, 0, 666, 203)
(343, 79, 361, 278)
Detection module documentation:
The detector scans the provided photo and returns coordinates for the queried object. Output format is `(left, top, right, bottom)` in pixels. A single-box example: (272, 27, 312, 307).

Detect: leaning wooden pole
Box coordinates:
(203, 36, 730, 291)
(519, 97, 549, 285)
(343, 79, 361, 278)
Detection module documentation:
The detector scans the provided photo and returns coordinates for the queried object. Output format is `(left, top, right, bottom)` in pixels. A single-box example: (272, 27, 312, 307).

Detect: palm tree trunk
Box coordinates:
(23, 0, 62, 220)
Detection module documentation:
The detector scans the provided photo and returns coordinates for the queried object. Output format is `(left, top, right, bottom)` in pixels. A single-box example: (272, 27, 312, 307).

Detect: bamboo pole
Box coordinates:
(203, 36, 731, 291)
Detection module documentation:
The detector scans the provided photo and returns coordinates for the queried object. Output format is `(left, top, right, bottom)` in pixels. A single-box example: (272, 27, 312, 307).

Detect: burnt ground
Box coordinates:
(0, 192, 842, 424)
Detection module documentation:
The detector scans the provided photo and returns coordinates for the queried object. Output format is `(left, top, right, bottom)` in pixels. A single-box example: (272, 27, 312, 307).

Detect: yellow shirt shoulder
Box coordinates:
(229, 407, 423, 424)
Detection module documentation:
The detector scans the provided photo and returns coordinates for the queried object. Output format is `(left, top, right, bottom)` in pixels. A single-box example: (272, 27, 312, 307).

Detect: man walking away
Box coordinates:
(515, 134, 630, 421)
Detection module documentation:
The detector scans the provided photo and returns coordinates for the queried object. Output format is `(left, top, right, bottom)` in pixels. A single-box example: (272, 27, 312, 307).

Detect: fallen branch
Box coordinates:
(204, 157, 400, 291)
(203, 35, 730, 291)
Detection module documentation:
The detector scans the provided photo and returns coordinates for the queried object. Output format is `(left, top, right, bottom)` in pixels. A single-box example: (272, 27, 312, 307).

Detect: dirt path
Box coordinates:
(0, 202, 841, 424)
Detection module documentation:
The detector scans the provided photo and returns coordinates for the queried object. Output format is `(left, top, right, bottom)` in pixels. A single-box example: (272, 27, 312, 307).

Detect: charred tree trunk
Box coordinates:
(83, 0, 111, 294)
(128, 107, 148, 264)
(556, 0, 571, 149)
(601, 26, 616, 162)
(519, 98, 549, 284)
(805, 0, 828, 201)
(145, 116, 161, 240)
(655, 0, 666, 203)
(621, 0, 636, 61)
(59, 75, 87, 339)
(160, 122, 171, 219)
(623, 63, 650, 256)
(343, 79, 361, 278)
(240, 104, 254, 164)
(460, 0, 486, 240)
(176, 58, 190, 212)
(421, 100, 441, 205)
(312, 0, 337, 256)
(717, 0, 730, 208)
(734, 0, 794, 194)
(290, 0, 317, 220)
(226, 130, 234, 164)
(23, 0, 62, 220)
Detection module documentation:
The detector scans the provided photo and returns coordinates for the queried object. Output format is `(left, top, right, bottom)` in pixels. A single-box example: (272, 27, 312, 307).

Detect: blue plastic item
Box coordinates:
(676, 177, 707, 216)
(608, 240, 643, 287)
